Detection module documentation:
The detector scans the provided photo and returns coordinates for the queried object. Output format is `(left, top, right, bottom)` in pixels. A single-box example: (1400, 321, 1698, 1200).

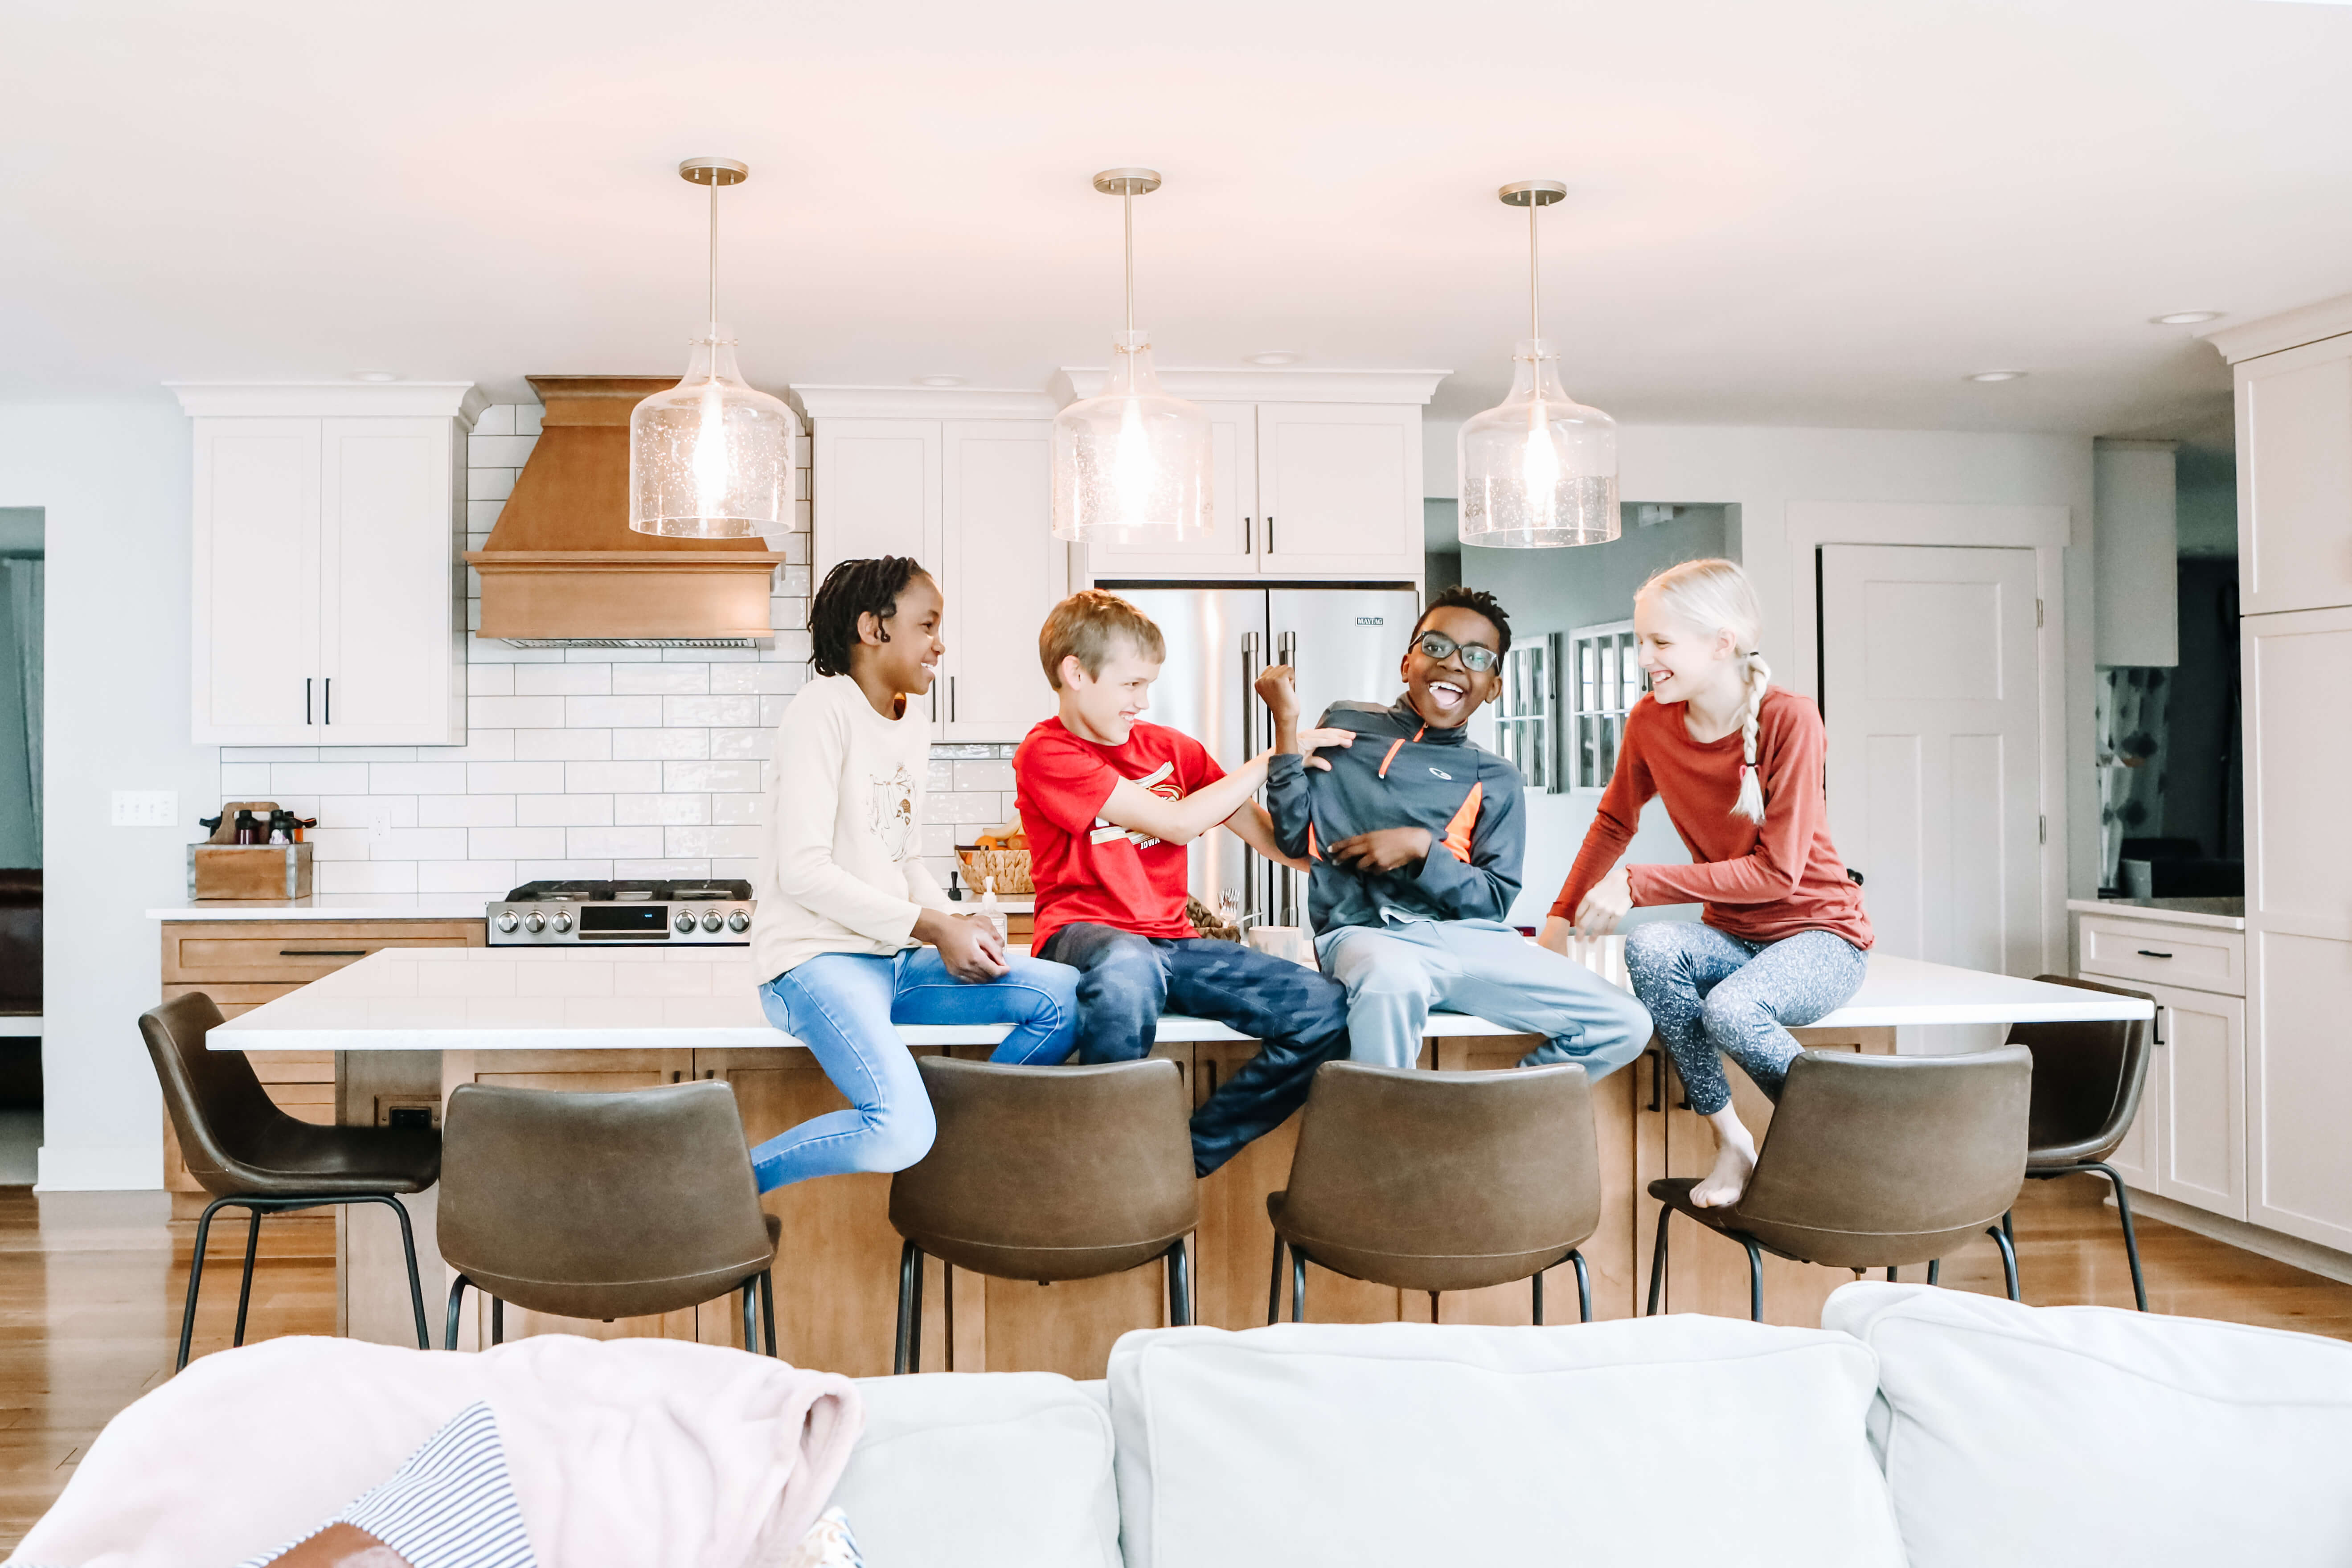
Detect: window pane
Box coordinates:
(1598, 716, 1619, 782)
(1579, 642, 1595, 715)
(1579, 715, 1598, 786)
(1598, 642, 1617, 714)
(1619, 633, 1639, 709)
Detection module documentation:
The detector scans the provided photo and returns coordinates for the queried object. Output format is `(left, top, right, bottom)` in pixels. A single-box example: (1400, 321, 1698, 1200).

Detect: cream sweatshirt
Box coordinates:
(750, 674, 951, 981)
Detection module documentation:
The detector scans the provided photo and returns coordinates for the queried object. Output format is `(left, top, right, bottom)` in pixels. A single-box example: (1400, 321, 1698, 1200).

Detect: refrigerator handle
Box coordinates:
(1277, 629, 1296, 670)
(1241, 633, 1262, 757)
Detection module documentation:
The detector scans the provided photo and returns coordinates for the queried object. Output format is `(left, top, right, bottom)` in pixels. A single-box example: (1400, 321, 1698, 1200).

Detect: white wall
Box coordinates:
(1430, 418, 2099, 925)
(0, 401, 213, 1188)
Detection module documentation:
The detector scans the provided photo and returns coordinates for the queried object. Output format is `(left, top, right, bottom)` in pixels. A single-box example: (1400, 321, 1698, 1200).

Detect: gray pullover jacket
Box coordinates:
(1264, 696, 1526, 933)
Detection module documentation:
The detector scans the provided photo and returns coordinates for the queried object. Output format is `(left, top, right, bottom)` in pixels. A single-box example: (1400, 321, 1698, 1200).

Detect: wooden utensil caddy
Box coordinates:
(187, 801, 315, 900)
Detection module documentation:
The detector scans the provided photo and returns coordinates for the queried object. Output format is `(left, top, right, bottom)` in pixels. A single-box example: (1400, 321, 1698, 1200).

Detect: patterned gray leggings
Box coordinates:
(1622, 922, 1869, 1117)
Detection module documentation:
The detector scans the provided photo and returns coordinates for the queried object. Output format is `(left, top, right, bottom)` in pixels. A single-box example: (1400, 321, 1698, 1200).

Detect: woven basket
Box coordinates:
(957, 847, 1033, 896)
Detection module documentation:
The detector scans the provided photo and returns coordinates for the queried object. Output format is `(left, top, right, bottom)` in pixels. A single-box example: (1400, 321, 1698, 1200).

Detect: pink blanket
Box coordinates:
(10, 1335, 863, 1568)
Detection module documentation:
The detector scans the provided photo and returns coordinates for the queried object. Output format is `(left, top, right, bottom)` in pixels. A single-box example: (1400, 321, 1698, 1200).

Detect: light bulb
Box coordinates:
(1522, 402, 1561, 527)
(692, 377, 729, 516)
(1113, 398, 1153, 524)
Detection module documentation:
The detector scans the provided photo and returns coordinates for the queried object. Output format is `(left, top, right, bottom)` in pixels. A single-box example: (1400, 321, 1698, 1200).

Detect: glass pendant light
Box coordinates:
(1459, 180, 1619, 549)
(630, 156, 797, 539)
(1051, 168, 1212, 545)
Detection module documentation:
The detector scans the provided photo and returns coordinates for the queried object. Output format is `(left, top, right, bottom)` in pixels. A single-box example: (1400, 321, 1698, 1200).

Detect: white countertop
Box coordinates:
(211, 942, 2151, 1053)
(2066, 897, 2246, 932)
(150, 895, 495, 922)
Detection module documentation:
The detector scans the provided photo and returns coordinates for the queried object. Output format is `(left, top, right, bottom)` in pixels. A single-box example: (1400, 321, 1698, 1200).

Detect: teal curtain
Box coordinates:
(2, 561, 40, 858)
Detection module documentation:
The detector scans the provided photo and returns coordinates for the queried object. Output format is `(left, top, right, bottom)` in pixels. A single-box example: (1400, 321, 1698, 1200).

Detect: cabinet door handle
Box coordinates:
(305, 678, 313, 725)
(323, 677, 332, 725)
(1243, 516, 1253, 554)
(2153, 1006, 2166, 1047)
(1266, 515, 1275, 554)
(949, 676, 957, 723)
(2136, 949, 2173, 959)
(281, 949, 368, 957)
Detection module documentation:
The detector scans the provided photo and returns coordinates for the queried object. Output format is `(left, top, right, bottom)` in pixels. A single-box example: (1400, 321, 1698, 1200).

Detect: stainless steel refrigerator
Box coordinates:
(1110, 583, 1422, 932)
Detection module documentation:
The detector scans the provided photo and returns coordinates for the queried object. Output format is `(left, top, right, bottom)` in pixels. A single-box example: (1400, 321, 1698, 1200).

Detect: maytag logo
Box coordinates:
(1356, 617, 1383, 625)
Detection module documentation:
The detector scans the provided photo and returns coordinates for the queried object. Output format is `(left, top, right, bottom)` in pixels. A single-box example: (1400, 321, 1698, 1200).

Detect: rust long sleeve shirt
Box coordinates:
(1551, 687, 1873, 950)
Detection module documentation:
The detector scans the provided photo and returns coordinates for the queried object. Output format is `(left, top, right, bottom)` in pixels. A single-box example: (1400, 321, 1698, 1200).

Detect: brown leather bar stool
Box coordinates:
(2004, 974, 2156, 1310)
(1268, 1061, 1602, 1326)
(888, 1056, 1197, 1374)
(140, 994, 438, 1371)
(438, 1081, 780, 1354)
(1647, 1045, 2032, 1322)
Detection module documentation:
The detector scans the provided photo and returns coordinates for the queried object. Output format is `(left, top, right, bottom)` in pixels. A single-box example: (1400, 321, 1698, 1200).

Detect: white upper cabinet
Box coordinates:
(799, 389, 1067, 743)
(2215, 322, 2352, 617)
(177, 384, 481, 746)
(1055, 368, 1443, 586)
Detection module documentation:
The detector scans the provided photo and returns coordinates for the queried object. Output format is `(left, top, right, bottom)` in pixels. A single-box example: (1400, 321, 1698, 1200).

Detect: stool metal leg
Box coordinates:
(231, 1207, 263, 1347)
(759, 1269, 778, 1355)
(1166, 1239, 1192, 1327)
(1927, 1258, 1941, 1286)
(177, 1196, 231, 1372)
(1987, 1224, 2020, 1302)
(2089, 1161, 2150, 1312)
(371, 1195, 432, 1351)
(1570, 1249, 1592, 1324)
(1742, 1237, 1765, 1323)
(741, 1278, 758, 1352)
(1291, 1247, 1307, 1323)
(491, 1295, 504, 1346)
(1266, 1236, 1286, 1326)
(894, 1240, 924, 1375)
(444, 1274, 470, 1351)
(1885, 1266, 1898, 1282)
(1646, 1208, 1672, 1317)
(1531, 1270, 1542, 1326)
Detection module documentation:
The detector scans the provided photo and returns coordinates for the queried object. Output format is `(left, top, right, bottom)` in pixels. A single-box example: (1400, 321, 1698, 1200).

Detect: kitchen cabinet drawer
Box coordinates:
(162, 919, 487, 986)
(2078, 915, 2244, 995)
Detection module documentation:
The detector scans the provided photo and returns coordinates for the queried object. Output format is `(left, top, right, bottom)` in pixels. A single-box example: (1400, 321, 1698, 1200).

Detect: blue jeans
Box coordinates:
(1622, 922, 1868, 1117)
(1036, 923, 1352, 1176)
(750, 947, 1080, 1191)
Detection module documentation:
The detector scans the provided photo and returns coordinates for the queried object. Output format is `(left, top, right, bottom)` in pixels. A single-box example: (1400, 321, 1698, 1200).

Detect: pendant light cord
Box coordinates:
(1123, 189, 1136, 339)
(1528, 198, 1541, 343)
(707, 176, 720, 339)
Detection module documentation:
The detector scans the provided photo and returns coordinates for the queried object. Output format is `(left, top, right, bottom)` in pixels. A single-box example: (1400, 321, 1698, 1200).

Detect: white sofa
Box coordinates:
(18, 1284, 2352, 1568)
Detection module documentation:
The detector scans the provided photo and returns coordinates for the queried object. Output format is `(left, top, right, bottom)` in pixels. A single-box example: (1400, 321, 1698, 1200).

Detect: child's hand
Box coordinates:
(916, 909, 1010, 981)
(1328, 826, 1433, 872)
(1295, 726, 1355, 772)
(1572, 867, 1632, 933)
(1254, 664, 1301, 723)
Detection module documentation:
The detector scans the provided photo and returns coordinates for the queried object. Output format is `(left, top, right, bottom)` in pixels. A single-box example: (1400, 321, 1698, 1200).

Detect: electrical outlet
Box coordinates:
(367, 804, 395, 845)
(111, 790, 177, 827)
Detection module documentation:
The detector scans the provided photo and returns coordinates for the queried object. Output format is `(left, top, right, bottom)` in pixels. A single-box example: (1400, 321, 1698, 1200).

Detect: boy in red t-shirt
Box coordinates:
(1015, 590, 1356, 1175)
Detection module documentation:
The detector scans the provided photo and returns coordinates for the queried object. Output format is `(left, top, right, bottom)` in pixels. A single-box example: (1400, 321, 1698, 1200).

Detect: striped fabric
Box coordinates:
(234, 1401, 536, 1568)
(780, 1507, 867, 1568)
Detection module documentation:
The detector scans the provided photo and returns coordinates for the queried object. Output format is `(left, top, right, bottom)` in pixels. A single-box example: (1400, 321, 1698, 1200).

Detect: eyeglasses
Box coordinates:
(1415, 630, 1498, 672)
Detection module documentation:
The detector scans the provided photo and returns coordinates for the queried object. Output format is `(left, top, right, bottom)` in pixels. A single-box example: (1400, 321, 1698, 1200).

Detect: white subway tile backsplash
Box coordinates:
(470, 826, 567, 860)
(568, 825, 663, 858)
(419, 795, 516, 828)
(664, 825, 763, 859)
(664, 694, 759, 728)
(469, 761, 568, 794)
(514, 663, 613, 696)
(709, 728, 771, 761)
(665, 760, 761, 793)
(710, 857, 758, 883)
(517, 794, 614, 827)
(514, 404, 542, 436)
(932, 792, 1011, 825)
(709, 663, 803, 695)
(567, 695, 664, 728)
(425, 731, 516, 762)
(468, 434, 537, 467)
(222, 747, 321, 763)
(376, 827, 470, 860)
(615, 793, 710, 826)
(471, 404, 514, 437)
(711, 794, 763, 825)
(514, 729, 613, 761)
(516, 859, 613, 882)
(468, 467, 516, 501)
(613, 728, 709, 760)
(305, 827, 373, 861)
(418, 860, 515, 894)
(320, 794, 414, 828)
(369, 762, 469, 794)
(333, 747, 421, 763)
(470, 695, 568, 728)
(925, 759, 955, 790)
(271, 763, 373, 794)
(613, 663, 709, 696)
(613, 858, 712, 880)
(566, 761, 663, 794)
(317, 860, 419, 893)
(955, 759, 1016, 792)
(221, 763, 273, 794)
(467, 664, 515, 697)
(920, 822, 956, 857)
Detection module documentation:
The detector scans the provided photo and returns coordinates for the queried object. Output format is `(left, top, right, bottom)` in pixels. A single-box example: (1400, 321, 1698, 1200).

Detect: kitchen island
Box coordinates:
(211, 944, 2147, 1374)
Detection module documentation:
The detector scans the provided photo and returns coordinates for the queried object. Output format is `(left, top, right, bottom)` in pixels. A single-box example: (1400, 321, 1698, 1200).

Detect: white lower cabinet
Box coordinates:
(2079, 914, 2246, 1222)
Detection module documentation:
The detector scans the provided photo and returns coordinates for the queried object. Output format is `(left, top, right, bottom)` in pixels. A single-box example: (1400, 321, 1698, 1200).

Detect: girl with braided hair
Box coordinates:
(1542, 558, 1871, 1209)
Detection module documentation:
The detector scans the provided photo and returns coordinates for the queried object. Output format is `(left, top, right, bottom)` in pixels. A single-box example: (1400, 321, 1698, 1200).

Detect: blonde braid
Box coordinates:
(1732, 651, 1770, 823)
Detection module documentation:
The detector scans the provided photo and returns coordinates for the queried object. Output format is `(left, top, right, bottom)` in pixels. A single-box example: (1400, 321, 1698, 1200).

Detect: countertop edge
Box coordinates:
(2065, 898, 2247, 932)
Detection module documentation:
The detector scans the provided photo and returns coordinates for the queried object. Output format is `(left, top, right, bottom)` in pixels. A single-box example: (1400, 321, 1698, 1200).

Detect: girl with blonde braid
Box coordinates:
(1541, 559, 1871, 1208)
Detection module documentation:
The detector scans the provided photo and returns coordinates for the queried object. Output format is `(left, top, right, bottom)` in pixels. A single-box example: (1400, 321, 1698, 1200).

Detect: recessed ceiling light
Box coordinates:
(917, 375, 966, 387)
(2151, 311, 2223, 326)
(1247, 352, 1302, 366)
(1967, 370, 2027, 383)
(353, 370, 400, 383)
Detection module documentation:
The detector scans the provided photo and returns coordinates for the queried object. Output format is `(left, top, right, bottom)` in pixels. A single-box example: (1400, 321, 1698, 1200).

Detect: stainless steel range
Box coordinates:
(487, 879, 755, 945)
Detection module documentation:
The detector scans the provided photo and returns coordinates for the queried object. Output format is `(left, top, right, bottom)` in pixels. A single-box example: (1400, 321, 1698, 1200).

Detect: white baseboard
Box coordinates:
(2120, 1186, 2352, 1289)
(34, 1143, 162, 1192)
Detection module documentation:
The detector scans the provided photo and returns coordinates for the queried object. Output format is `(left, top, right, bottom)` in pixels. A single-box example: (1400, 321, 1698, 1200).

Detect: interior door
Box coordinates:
(1080, 401, 1258, 577)
(940, 420, 1061, 741)
(1255, 403, 1421, 577)
(321, 417, 458, 741)
(193, 418, 321, 740)
(1820, 545, 2045, 1051)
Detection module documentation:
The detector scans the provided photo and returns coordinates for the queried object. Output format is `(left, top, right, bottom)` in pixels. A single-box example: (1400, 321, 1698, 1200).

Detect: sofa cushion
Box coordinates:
(1825, 1281, 2352, 1567)
(1107, 1319, 1903, 1568)
(836, 1373, 1118, 1568)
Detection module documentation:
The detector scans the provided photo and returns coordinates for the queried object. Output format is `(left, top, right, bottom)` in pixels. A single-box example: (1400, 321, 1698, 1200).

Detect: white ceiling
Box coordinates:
(6, 0, 2350, 442)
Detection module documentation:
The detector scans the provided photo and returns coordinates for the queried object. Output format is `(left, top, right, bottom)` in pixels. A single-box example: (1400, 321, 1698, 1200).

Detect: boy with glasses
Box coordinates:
(1256, 585, 1653, 1077)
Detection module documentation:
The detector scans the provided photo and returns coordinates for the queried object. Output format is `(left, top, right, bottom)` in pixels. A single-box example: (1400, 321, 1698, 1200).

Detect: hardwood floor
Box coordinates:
(2, 1174, 2348, 1548)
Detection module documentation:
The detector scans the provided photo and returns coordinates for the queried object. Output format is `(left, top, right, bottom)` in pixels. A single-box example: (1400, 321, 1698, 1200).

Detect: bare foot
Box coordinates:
(1689, 1117, 1758, 1208)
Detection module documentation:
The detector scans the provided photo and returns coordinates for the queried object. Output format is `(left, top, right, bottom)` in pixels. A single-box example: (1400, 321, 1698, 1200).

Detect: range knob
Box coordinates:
(726, 910, 751, 933)
(551, 911, 573, 933)
(701, 910, 725, 933)
(523, 911, 546, 933)
(495, 910, 520, 933)
(674, 910, 698, 933)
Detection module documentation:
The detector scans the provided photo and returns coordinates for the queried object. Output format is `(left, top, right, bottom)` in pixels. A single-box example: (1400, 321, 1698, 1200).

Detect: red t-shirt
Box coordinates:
(1014, 718, 1225, 951)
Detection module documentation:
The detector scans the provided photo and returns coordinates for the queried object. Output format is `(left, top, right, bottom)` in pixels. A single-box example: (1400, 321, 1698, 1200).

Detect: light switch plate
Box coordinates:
(111, 790, 177, 827)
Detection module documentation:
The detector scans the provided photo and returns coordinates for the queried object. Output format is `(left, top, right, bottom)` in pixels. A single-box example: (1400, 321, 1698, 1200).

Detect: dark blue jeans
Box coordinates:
(1037, 923, 1353, 1176)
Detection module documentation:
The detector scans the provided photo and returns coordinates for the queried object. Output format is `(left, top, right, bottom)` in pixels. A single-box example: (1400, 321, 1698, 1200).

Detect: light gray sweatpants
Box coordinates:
(1316, 918, 1655, 1078)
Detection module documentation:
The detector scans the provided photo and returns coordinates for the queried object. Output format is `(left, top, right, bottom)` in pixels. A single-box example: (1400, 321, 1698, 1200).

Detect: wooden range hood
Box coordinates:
(464, 375, 785, 646)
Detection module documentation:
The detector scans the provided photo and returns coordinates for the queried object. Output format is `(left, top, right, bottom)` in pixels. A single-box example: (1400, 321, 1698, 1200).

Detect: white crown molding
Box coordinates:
(167, 381, 492, 425)
(1051, 366, 1451, 406)
(2200, 293, 2352, 364)
(789, 385, 1058, 421)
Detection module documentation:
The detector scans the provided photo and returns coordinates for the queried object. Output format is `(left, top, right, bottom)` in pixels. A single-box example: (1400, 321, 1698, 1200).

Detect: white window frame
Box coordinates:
(1568, 618, 1641, 794)
(1491, 633, 1561, 793)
